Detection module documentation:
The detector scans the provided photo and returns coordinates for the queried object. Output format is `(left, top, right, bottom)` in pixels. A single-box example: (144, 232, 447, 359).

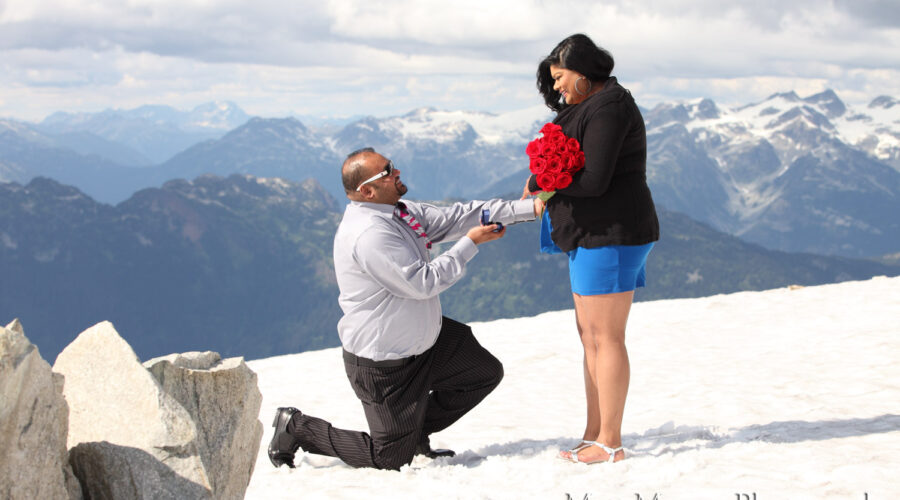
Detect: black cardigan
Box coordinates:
(528, 77, 659, 252)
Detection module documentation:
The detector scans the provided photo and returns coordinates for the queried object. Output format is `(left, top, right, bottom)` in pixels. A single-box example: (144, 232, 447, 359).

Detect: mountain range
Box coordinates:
(2, 175, 895, 363)
(36, 101, 250, 165)
(0, 102, 251, 203)
(1, 90, 898, 258)
(640, 90, 900, 258)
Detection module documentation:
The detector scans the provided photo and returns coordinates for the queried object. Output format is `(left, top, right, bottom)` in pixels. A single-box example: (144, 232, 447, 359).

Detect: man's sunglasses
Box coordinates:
(356, 160, 395, 191)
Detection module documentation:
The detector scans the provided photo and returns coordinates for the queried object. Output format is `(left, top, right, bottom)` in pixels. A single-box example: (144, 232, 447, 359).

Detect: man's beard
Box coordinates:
(395, 178, 408, 196)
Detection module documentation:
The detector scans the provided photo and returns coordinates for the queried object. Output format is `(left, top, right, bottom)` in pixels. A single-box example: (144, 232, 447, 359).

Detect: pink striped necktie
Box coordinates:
(394, 202, 432, 249)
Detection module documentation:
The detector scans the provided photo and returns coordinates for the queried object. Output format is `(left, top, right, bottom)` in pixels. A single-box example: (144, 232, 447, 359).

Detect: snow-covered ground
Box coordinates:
(246, 276, 900, 499)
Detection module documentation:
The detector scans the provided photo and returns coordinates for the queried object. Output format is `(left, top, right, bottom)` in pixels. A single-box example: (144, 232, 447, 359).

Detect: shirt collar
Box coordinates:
(348, 200, 398, 217)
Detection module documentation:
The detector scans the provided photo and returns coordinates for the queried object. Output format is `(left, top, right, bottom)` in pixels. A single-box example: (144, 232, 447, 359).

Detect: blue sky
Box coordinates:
(1, 0, 898, 121)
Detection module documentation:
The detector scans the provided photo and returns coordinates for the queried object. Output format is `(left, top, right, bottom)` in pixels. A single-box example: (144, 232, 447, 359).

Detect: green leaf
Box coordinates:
(537, 191, 556, 202)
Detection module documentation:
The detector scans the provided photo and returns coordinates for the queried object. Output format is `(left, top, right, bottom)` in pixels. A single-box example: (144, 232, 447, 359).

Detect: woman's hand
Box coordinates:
(521, 179, 535, 200)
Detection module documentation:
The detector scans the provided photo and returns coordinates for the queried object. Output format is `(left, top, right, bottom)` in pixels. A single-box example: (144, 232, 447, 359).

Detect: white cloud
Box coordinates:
(0, 0, 898, 121)
(326, 0, 558, 44)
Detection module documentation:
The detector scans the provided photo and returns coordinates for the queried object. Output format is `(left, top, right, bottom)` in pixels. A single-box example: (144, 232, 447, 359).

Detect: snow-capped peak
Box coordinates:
(804, 89, 846, 118)
(651, 89, 898, 168)
(382, 106, 551, 145)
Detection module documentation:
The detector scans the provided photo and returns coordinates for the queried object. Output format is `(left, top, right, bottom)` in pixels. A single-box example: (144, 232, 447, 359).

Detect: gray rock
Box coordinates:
(1, 319, 81, 499)
(53, 321, 211, 498)
(146, 351, 263, 500)
(68, 441, 212, 500)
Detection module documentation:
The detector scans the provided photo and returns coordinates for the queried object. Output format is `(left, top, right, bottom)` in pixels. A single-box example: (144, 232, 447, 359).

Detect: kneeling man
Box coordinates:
(268, 147, 541, 470)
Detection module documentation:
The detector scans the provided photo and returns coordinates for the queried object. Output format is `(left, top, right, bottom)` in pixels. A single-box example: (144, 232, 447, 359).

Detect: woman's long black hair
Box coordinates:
(537, 34, 615, 112)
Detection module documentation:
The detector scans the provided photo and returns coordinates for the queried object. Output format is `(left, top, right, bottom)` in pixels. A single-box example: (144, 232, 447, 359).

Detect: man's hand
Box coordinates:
(467, 224, 506, 245)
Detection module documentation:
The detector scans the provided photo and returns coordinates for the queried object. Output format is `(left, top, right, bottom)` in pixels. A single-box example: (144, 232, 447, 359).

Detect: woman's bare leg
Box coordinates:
(574, 301, 602, 443)
(567, 290, 634, 462)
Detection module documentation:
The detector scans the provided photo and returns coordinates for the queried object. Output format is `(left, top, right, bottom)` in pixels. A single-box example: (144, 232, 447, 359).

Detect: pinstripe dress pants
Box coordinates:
(287, 316, 504, 470)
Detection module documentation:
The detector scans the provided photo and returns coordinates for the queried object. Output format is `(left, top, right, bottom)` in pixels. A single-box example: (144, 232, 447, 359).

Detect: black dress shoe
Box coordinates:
(416, 441, 456, 459)
(268, 407, 301, 468)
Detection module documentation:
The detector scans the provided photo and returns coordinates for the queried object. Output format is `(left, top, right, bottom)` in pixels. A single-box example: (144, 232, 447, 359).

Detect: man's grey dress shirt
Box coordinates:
(334, 198, 535, 361)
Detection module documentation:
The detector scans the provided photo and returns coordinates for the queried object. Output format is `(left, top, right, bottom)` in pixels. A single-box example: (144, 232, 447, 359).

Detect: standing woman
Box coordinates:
(523, 34, 659, 464)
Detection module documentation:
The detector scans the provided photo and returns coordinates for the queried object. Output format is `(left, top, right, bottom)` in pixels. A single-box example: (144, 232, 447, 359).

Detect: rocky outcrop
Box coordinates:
(0, 319, 81, 500)
(52, 321, 212, 499)
(146, 351, 263, 500)
(2, 319, 264, 499)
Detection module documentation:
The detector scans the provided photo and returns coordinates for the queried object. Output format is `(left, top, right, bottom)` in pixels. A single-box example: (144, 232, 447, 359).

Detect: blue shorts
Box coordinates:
(567, 243, 654, 295)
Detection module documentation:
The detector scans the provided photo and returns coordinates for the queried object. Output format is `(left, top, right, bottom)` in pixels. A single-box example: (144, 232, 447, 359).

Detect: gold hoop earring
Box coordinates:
(575, 76, 592, 96)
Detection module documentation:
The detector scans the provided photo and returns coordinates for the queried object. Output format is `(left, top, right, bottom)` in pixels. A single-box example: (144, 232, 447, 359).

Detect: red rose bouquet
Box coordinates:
(526, 122, 585, 201)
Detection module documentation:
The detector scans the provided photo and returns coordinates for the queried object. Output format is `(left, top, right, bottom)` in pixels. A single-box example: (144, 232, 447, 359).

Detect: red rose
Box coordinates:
(526, 139, 543, 158)
(546, 132, 565, 146)
(536, 172, 556, 191)
(530, 157, 548, 174)
(573, 152, 585, 168)
(540, 122, 562, 135)
(555, 172, 573, 189)
(541, 142, 558, 157)
(566, 137, 580, 153)
(546, 157, 564, 173)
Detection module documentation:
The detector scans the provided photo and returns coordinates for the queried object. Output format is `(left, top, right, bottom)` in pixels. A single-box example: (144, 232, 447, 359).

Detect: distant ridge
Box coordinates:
(2, 175, 895, 362)
(2, 90, 899, 257)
